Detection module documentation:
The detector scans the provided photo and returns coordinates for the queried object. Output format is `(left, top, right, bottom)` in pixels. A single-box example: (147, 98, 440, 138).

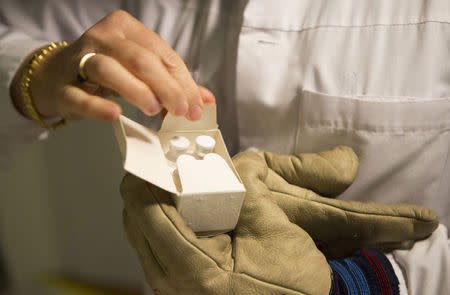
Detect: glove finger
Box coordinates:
(120, 173, 232, 279)
(267, 185, 438, 258)
(260, 146, 358, 197)
(260, 151, 438, 257)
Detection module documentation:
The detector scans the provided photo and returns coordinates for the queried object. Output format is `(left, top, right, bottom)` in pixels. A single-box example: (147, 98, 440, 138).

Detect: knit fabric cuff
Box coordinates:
(329, 248, 400, 295)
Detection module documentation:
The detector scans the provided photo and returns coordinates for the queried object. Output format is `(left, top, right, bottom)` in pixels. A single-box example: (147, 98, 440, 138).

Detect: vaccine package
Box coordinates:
(112, 105, 246, 236)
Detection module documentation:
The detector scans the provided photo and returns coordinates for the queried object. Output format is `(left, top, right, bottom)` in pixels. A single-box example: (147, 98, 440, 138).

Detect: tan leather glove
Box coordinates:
(120, 146, 438, 295)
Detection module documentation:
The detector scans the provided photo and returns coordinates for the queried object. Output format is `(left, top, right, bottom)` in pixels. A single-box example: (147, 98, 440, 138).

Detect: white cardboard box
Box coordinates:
(112, 105, 246, 236)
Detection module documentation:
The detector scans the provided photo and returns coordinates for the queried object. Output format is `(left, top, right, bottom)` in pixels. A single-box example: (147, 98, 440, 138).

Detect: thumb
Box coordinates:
(260, 146, 358, 197)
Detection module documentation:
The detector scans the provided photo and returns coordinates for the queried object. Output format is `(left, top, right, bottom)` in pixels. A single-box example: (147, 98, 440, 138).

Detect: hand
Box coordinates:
(120, 146, 438, 294)
(11, 10, 215, 122)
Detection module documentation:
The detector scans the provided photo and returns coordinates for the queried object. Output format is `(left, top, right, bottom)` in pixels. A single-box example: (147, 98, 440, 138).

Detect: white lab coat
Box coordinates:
(0, 1, 448, 294)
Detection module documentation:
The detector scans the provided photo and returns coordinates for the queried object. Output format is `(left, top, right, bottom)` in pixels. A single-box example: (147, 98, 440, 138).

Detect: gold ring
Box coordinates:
(77, 52, 97, 84)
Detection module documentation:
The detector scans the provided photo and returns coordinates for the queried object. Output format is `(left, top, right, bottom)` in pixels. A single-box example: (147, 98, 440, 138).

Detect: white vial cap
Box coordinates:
(169, 136, 190, 152)
(195, 135, 216, 154)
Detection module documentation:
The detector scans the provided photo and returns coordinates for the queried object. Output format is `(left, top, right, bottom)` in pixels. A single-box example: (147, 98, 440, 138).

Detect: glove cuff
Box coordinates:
(329, 248, 400, 295)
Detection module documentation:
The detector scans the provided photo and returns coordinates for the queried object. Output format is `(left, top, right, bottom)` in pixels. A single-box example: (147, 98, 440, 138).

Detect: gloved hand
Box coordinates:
(120, 146, 438, 295)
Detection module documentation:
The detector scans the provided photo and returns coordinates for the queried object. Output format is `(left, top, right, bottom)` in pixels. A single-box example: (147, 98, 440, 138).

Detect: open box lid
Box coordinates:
(112, 105, 219, 194)
(160, 104, 218, 132)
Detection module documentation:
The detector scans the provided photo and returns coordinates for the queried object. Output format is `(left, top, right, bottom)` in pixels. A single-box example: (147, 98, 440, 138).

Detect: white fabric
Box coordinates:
(392, 224, 450, 295)
(0, 0, 448, 294)
(236, 0, 450, 229)
(386, 253, 408, 295)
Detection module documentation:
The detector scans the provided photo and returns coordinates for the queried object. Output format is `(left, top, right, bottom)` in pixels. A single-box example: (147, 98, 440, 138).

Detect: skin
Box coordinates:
(10, 10, 215, 123)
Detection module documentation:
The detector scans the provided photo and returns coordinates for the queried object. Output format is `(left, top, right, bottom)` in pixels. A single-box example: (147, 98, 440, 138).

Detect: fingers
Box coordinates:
(100, 39, 205, 120)
(106, 11, 203, 120)
(260, 146, 359, 197)
(159, 86, 215, 120)
(63, 10, 214, 122)
(59, 86, 122, 121)
(267, 188, 439, 259)
(106, 41, 188, 115)
(160, 52, 203, 120)
(80, 50, 217, 119)
(83, 53, 161, 115)
(124, 18, 211, 119)
(198, 86, 216, 104)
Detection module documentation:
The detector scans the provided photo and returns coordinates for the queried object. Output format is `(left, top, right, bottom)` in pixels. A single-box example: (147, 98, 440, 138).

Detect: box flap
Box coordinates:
(113, 115, 177, 194)
(160, 104, 218, 132)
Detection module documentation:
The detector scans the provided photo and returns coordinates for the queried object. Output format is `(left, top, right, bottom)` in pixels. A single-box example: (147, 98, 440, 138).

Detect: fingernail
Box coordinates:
(148, 100, 161, 115)
(188, 104, 203, 121)
(175, 101, 189, 116)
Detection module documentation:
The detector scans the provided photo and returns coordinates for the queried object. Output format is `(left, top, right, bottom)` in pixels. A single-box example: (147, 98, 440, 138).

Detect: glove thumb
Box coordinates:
(261, 146, 358, 197)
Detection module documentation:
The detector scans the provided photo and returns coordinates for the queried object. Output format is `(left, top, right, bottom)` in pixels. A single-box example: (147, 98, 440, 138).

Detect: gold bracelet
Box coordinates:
(20, 41, 68, 129)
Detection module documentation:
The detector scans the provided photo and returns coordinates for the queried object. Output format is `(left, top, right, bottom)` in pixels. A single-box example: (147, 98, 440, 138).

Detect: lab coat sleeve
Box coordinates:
(0, 0, 121, 170)
(0, 26, 50, 170)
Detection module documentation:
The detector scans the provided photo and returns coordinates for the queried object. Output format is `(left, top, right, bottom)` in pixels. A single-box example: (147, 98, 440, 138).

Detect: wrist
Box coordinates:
(9, 42, 68, 128)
